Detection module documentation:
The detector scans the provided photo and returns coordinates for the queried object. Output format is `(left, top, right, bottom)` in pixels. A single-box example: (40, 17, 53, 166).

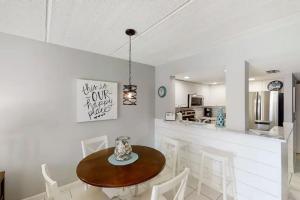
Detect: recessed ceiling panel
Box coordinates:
(0, 0, 45, 40)
(49, 0, 187, 56)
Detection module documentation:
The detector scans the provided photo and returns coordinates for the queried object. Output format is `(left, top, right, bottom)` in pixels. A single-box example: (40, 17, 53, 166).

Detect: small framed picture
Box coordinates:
(165, 112, 176, 121)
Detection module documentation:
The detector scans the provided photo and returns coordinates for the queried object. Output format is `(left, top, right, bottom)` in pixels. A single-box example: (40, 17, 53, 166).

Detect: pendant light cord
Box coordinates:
(129, 35, 132, 85)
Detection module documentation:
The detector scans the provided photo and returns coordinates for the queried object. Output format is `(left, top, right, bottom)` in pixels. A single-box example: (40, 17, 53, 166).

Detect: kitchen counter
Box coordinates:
(198, 116, 217, 123)
(249, 123, 293, 141)
(155, 119, 293, 200)
(173, 120, 293, 142)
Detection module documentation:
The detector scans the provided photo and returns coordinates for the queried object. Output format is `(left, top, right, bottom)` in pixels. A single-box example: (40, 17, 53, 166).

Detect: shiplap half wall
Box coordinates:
(155, 119, 289, 200)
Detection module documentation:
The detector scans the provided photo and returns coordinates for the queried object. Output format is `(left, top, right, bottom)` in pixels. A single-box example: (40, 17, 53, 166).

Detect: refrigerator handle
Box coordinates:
(256, 92, 261, 121)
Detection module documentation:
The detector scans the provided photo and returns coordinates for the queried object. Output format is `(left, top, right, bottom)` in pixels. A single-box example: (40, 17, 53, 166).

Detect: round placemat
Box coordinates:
(108, 152, 139, 166)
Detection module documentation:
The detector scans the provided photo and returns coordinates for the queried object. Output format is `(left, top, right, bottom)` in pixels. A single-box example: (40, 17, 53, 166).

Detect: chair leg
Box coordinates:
(222, 161, 227, 200)
(84, 183, 88, 191)
(229, 159, 238, 200)
(197, 153, 204, 196)
(68, 190, 72, 198)
(134, 185, 139, 196)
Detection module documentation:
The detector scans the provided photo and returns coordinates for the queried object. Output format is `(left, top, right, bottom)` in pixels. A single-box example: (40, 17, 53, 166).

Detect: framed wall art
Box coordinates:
(77, 79, 118, 122)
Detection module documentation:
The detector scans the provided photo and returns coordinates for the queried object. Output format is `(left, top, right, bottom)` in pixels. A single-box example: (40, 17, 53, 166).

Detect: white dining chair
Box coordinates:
(151, 136, 180, 185)
(135, 168, 190, 200)
(81, 135, 108, 191)
(81, 135, 108, 158)
(81, 136, 127, 198)
(41, 164, 109, 200)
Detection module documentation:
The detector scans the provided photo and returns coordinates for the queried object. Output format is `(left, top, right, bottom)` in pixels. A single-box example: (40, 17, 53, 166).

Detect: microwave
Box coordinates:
(188, 94, 204, 107)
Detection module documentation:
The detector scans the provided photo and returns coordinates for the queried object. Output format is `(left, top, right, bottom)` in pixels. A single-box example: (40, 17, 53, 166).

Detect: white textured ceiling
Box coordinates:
(0, 0, 300, 68)
(249, 54, 300, 80)
(0, 0, 45, 40)
(175, 66, 225, 84)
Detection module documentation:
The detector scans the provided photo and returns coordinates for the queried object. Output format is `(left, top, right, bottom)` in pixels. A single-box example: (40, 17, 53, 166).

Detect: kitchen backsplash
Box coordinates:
(176, 106, 226, 118)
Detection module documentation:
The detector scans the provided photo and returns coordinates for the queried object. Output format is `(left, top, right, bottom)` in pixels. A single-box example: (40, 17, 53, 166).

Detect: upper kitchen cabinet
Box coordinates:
(174, 68, 226, 124)
(174, 80, 226, 107)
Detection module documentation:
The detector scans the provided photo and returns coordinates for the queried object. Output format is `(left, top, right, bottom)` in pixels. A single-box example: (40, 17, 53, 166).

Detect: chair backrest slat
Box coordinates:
(81, 135, 108, 158)
(151, 168, 190, 200)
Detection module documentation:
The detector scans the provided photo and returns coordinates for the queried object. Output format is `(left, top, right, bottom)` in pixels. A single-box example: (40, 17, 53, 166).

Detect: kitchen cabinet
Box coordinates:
(175, 80, 226, 107)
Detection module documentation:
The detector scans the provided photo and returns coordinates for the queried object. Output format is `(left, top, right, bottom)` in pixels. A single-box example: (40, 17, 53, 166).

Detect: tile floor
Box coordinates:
(183, 176, 222, 200)
(289, 155, 300, 200)
(186, 156, 300, 200)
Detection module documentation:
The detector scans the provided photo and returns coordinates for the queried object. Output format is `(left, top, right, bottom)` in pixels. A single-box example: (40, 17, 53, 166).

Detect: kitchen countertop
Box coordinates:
(249, 124, 293, 140)
(198, 116, 217, 120)
(166, 120, 293, 142)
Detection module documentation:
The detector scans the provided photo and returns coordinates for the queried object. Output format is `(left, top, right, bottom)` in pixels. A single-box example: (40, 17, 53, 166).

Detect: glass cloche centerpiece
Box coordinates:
(114, 136, 132, 161)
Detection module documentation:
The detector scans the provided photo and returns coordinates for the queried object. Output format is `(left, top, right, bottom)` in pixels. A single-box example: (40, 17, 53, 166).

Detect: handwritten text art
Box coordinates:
(77, 79, 118, 122)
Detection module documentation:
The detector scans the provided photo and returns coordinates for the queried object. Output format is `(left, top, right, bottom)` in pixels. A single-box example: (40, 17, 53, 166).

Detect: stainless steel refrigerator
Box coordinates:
(249, 91, 284, 130)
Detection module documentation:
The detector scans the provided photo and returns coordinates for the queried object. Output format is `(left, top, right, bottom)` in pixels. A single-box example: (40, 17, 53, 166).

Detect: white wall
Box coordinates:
(284, 74, 297, 123)
(210, 84, 226, 106)
(0, 33, 155, 200)
(175, 80, 226, 107)
(226, 62, 249, 131)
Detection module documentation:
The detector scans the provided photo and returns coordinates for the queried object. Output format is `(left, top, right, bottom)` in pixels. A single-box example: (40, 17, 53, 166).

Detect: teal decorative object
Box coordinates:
(108, 152, 139, 166)
(216, 108, 225, 127)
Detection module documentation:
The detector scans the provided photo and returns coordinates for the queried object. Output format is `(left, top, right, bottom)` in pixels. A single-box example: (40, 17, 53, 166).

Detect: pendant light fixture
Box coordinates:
(123, 29, 137, 105)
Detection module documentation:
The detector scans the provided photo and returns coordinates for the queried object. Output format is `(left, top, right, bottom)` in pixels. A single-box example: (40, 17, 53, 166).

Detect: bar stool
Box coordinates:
(147, 136, 188, 190)
(198, 147, 237, 200)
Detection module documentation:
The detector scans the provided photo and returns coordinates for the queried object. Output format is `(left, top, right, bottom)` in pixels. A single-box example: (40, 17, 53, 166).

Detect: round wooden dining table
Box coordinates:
(76, 145, 166, 188)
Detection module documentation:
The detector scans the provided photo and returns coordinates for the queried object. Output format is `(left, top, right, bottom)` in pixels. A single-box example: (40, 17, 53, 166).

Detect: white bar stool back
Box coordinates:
(198, 147, 237, 200)
(159, 136, 180, 178)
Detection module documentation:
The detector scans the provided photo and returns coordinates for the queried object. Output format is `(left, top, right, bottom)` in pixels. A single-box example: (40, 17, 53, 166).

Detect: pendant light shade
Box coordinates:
(123, 29, 137, 105)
